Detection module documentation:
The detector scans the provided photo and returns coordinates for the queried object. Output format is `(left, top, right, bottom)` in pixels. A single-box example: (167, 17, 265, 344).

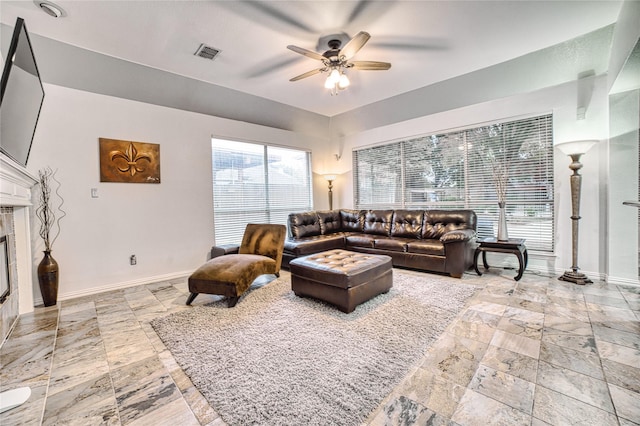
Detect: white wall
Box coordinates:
(27, 84, 327, 301)
(335, 76, 610, 279)
(608, 90, 639, 284)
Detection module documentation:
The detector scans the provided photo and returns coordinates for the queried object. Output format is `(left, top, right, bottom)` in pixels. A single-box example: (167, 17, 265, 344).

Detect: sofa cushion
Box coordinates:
(373, 237, 411, 252)
(317, 210, 342, 234)
(345, 234, 376, 248)
(340, 209, 365, 232)
(284, 234, 345, 256)
(406, 239, 445, 256)
(363, 210, 394, 236)
(288, 212, 321, 238)
(391, 210, 424, 238)
(422, 209, 477, 239)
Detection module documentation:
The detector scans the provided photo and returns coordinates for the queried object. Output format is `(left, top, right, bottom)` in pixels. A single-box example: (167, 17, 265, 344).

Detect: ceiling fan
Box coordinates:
(287, 31, 391, 94)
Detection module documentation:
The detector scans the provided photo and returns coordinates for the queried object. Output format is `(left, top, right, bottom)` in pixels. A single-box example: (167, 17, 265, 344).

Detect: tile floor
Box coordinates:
(1, 267, 639, 425)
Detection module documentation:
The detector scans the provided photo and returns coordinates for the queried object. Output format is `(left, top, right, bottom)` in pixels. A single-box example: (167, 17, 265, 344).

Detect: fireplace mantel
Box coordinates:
(0, 153, 37, 317)
(0, 155, 38, 207)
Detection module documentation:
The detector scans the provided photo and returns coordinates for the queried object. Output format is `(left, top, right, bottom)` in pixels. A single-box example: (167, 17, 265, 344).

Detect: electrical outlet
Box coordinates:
(130, 255, 136, 265)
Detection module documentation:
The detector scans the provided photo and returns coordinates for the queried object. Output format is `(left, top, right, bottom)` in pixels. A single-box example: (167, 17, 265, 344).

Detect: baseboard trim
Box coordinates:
(33, 271, 193, 306)
(605, 275, 640, 287)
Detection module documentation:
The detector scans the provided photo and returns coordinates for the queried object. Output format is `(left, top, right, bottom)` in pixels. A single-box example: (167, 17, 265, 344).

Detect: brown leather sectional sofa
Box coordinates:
(283, 209, 478, 278)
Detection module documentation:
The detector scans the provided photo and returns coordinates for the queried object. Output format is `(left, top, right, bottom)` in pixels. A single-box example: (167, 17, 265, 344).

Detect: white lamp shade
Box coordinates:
(324, 174, 337, 181)
(556, 140, 598, 156)
(338, 74, 350, 89)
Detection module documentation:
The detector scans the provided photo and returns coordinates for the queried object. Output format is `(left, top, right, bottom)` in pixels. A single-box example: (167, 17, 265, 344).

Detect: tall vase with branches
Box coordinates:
(491, 159, 509, 241)
(35, 167, 66, 306)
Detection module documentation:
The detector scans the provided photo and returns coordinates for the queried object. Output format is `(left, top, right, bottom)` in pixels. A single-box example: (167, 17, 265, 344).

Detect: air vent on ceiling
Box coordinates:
(194, 44, 221, 61)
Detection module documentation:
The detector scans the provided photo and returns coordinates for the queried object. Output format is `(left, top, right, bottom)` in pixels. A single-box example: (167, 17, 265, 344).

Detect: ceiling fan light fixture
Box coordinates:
(328, 68, 341, 84)
(338, 73, 350, 89)
(324, 76, 335, 89)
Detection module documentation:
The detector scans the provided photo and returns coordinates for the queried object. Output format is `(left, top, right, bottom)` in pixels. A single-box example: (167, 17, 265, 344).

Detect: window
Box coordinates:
(212, 139, 312, 245)
(353, 114, 554, 252)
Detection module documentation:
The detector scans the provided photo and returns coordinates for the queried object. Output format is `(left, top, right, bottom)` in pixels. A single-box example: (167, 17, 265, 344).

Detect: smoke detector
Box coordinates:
(194, 44, 221, 61)
(34, 1, 66, 18)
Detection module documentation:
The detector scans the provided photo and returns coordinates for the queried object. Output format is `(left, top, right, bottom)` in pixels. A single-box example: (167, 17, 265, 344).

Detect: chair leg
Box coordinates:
(275, 272, 280, 278)
(227, 296, 240, 308)
(186, 293, 198, 305)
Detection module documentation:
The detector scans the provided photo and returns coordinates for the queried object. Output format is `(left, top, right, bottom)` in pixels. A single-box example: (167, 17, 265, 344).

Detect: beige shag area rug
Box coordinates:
(151, 269, 476, 426)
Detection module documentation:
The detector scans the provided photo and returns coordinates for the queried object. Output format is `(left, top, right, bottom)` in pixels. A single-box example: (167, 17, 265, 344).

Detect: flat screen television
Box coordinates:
(0, 17, 45, 167)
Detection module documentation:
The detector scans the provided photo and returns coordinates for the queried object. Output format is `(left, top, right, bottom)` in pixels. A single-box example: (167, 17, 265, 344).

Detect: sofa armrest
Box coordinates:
(210, 244, 240, 259)
(440, 229, 476, 243)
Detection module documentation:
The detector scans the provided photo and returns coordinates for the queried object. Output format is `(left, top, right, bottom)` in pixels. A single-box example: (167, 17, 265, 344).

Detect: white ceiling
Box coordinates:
(0, 0, 624, 117)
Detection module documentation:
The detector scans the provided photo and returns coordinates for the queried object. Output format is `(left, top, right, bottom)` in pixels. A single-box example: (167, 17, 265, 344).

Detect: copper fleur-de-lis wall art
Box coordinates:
(99, 138, 160, 183)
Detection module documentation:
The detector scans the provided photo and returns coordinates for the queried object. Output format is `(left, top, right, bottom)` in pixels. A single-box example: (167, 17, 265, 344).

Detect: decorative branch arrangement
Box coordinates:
(35, 167, 66, 251)
(491, 159, 508, 205)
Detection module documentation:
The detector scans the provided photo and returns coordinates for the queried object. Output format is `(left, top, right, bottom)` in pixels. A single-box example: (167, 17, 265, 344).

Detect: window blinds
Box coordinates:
(212, 139, 312, 245)
(353, 114, 554, 252)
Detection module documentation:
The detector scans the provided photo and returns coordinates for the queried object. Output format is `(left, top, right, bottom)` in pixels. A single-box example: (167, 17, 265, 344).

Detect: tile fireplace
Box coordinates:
(0, 155, 37, 345)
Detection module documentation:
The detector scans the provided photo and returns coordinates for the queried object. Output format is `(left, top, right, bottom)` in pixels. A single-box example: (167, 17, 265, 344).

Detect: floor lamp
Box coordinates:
(324, 174, 337, 211)
(556, 140, 597, 285)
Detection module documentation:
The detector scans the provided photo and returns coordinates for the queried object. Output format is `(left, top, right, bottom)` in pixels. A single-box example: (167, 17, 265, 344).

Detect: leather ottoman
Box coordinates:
(289, 249, 393, 313)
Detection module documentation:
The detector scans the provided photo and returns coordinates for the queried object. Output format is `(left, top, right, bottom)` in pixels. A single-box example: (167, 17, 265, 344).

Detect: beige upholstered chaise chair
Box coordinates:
(186, 224, 286, 307)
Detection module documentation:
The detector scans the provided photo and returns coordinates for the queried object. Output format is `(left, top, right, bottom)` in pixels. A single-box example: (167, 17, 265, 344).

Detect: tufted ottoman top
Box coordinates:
(289, 249, 392, 289)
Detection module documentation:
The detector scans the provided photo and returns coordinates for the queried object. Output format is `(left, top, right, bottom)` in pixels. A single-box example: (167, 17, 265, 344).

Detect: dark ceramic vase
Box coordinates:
(37, 250, 59, 307)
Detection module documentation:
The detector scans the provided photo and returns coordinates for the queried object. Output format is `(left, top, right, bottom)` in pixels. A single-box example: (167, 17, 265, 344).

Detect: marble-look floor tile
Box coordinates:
(608, 384, 640, 424)
(546, 294, 587, 311)
(42, 373, 119, 426)
(592, 324, 640, 350)
(421, 333, 488, 387)
(468, 364, 535, 413)
(543, 315, 593, 335)
(587, 303, 638, 321)
(126, 396, 199, 426)
(0, 332, 56, 388)
(0, 383, 48, 425)
(589, 314, 640, 335)
(496, 306, 544, 339)
(596, 340, 640, 368)
(47, 333, 110, 395)
(601, 359, 640, 393)
(451, 388, 530, 425)
(533, 386, 618, 426)
(507, 297, 546, 313)
(394, 367, 466, 418)
(539, 341, 605, 380)
(100, 326, 156, 369)
(181, 385, 221, 426)
(111, 355, 183, 425)
(489, 329, 540, 359)
(511, 287, 548, 304)
(370, 395, 449, 426)
(467, 301, 508, 316)
(479, 344, 538, 382)
(544, 303, 590, 322)
(546, 286, 584, 300)
(542, 327, 598, 355)
(6, 308, 56, 337)
(536, 361, 614, 413)
(585, 293, 633, 310)
(449, 310, 498, 344)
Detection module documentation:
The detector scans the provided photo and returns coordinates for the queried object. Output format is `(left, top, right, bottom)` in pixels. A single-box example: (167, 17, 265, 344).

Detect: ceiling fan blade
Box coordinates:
(370, 36, 449, 52)
(340, 31, 371, 60)
(244, 0, 315, 33)
(289, 68, 323, 82)
(350, 61, 391, 70)
(287, 45, 325, 61)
